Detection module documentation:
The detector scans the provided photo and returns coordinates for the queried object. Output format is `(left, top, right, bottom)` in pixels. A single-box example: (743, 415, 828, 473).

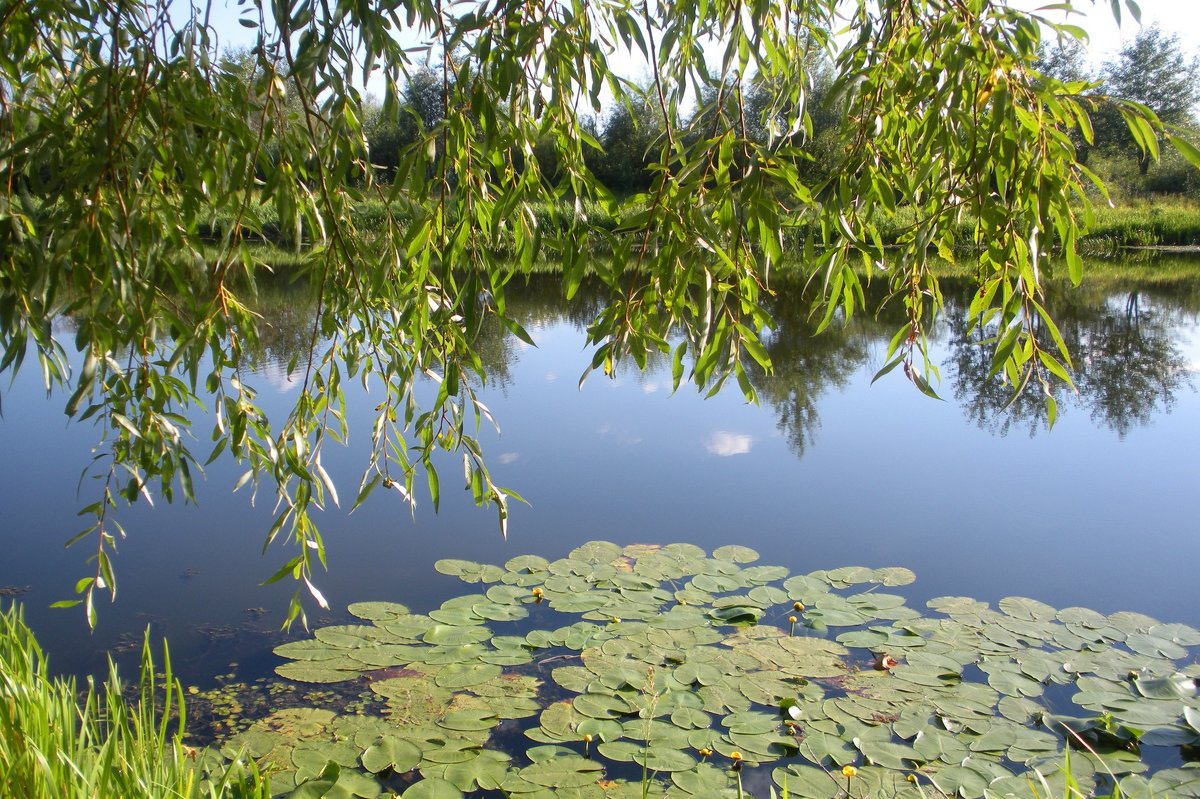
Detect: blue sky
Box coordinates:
(1034, 0, 1200, 65)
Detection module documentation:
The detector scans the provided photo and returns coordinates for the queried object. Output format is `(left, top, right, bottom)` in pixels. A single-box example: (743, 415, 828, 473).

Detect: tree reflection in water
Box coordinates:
(239, 266, 1198, 453)
(948, 278, 1195, 438)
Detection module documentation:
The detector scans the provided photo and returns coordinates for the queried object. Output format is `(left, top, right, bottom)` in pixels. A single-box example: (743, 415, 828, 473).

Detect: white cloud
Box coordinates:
(705, 431, 753, 457)
(497, 452, 520, 464)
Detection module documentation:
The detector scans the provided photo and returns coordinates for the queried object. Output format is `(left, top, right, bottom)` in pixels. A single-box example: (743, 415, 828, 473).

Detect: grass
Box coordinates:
(0, 602, 269, 799)
(200, 195, 1200, 279)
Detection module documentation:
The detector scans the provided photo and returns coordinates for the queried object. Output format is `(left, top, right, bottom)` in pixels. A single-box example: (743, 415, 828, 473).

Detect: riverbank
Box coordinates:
(208, 197, 1200, 261)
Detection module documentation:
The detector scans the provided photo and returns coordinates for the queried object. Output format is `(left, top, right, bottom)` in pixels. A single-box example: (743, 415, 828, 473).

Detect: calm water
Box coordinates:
(2, 264, 1199, 683)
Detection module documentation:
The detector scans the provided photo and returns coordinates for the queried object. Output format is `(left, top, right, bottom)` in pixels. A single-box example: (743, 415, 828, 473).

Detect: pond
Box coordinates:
(2, 259, 1199, 796)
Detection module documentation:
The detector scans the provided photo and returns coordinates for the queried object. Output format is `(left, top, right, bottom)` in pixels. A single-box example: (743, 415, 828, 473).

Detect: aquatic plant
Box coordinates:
(228, 542, 1200, 798)
(0, 602, 269, 798)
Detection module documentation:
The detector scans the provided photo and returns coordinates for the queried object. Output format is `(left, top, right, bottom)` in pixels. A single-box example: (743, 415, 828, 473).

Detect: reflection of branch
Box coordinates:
(949, 281, 1191, 439)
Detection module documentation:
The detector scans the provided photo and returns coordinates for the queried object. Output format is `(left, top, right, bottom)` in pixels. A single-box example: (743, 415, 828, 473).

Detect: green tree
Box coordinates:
(1099, 25, 1200, 174)
(1, 0, 1197, 626)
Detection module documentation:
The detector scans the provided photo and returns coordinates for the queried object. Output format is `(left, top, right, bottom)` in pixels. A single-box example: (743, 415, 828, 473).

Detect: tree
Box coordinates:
(1100, 25, 1200, 174)
(1, 0, 1197, 627)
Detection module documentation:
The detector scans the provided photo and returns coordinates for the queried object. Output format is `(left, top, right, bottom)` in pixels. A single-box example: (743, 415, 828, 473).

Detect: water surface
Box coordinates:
(1, 263, 1198, 682)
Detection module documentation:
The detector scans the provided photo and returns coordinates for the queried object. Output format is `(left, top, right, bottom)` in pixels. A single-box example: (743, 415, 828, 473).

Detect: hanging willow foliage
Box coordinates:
(0, 0, 1195, 626)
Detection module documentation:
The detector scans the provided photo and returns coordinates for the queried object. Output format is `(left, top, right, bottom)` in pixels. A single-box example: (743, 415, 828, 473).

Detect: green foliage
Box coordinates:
(2, 0, 1198, 626)
(0, 602, 269, 798)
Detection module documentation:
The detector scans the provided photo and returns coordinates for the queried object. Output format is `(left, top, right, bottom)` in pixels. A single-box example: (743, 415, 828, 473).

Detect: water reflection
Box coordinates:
(946, 280, 1195, 438)
(240, 266, 1199, 454)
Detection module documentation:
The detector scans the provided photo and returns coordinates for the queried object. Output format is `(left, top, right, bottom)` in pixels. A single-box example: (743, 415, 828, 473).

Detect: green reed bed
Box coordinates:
(0, 603, 268, 799)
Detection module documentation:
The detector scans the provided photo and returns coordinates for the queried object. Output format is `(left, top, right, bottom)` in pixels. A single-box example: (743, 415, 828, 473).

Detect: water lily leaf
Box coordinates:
(712, 545, 759, 563)
(1000, 596, 1057, 621)
(912, 727, 969, 764)
(520, 754, 604, 787)
(1138, 726, 1200, 747)
(741, 566, 791, 584)
(467, 601, 526, 622)
(620, 719, 691, 748)
(674, 661, 724, 686)
(1144, 767, 1200, 797)
(671, 762, 739, 796)
(427, 605, 485, 626)
(1109, 611, 1161, 635)
(549, 665, 593, 694)
(803, 608, 867, 627)
(772, 763, 843, 798)
(823, 566, 876, 586)
(636, 746, 697, 772)
(313, 624, 390, 648)
(1185, 705, 1200, 733)
(536, 700, 585, 740)
(422, 625, 492, 646)
(573, 692, 632, 719)
(698, 681, 753, 715)
(577, 718, 623, 742)
(550, 593, 611, 613)
(983, 664, 1044, 698)
(379, 614, 438, 640)
(274, 661, 361, 684)
(671, 706, 712, 730)
(740, 672, 811, 705)
(1127, 633, 1188, 660)
(1132, 673, 1197, 700)
(690, 573, 745, 593)
(347, 601, 411, 621)
(292, 739, 360, 773)
(1109, 702, 1186, 728)
(1149, 623, 1200, 646)
(874, 567, 916, 587)
(925, 763, 990, 798)
(401, 777, 464, 799)
(433, 560, 505, 584)
(435, 662, 502, 689)
(427, 749, 511, 792)
(272, 639, 349, 661)
(855, 737, 919, 770)
(418, 739, 482, 765)
(361, 735, 422, 773)
(660, 542, 706, 561)
(418, 643, 488, 665)
(928, 596, 990, 615)
(438, 710, 499, 732)
(727, 728, 799, 759)
(570, 541, 623, 563)
(505, 555, 550, 573)
(722, 710, 782, 734)
(997, 695, 1042, 724)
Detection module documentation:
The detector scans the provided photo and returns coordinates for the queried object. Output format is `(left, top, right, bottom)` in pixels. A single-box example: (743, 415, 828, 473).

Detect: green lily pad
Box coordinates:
(435, 662, 502, 689)
(361, 735, 422, 774)
(712, 545, 759, 563)
(401, 777, 464, 799)
(425, 749, 511, 792)
(422, 624, 492, 646)
(520, 754, 604, 788)
(346, 601, 411, 621)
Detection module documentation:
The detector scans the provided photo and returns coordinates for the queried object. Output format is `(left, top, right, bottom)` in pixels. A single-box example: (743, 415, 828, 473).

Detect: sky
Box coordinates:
(202, 0, 1200, 77)
(1027, 0, 1200, 66)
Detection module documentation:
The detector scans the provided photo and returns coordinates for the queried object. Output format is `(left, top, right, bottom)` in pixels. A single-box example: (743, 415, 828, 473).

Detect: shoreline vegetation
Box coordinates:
(209, 198, 1200, 252)
(210, 198, 1200, 279)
